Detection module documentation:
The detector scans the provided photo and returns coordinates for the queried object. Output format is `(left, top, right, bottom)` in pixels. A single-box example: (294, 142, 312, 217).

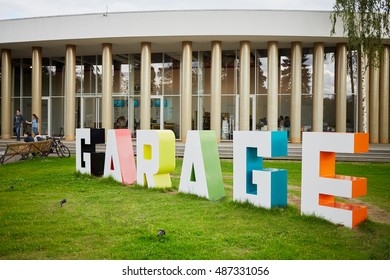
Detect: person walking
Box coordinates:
(26, 114, 39, 137)
(13, 109, 24, 141)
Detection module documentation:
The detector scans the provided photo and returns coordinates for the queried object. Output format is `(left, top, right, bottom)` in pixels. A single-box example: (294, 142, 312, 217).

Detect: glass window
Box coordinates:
(76, 57, 83, 95)
(221, 95, 236, 139)
(192, 51, 211, 131)
(22, 98, 32, 129)
(278, 48, 291, 130)
(12, 59, 21, 97)
(324, 49, 336, 131)
(324, 94, 336, 131)
(51, 57, 65, 96)
(302, 49, 313, 95)
(250, 51, 256, 94)
(256, 95, 268, 130)
(164, 53, 181, 138)
(222, 51, 237, 95)
(256, 49, 268, 95)
(347, 50, 358, 132)
(12, 99, 21, 118)
(22, 59, 32, 97)
(112, 57, 126, 95)
(302, 95, 313, 127)
(51, 97, 64, 135)
(127, 54, 141, 136)
(151, 53, 163, 95)
(131, 54, 141, 96)
(42, 58, 50, 97)
(255, 49, 268, 130)
(164, 96, 181, 138)
(192, 51, 211, 96)
(280, 48, 291, 94)
(112, 54, 130, 131)
(82, 56, 99, 95)
(164, 53, 180, 96)
(96, 56, 102, 94)
(302, 48, 313, 129)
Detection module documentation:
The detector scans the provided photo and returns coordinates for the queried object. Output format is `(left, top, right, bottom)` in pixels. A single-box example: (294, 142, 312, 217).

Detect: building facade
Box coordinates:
(0, 10, 389, 143)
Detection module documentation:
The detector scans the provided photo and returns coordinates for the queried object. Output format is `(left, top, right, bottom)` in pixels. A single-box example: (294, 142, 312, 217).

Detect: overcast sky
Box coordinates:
(0, 0, 335, 20)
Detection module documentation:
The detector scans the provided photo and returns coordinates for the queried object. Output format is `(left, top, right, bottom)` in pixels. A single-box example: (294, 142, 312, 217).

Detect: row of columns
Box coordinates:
(1, 42, 389, 143)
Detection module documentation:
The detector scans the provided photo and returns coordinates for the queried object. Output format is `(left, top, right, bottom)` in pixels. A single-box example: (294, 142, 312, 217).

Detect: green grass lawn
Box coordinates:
(0, 157, 389, 260)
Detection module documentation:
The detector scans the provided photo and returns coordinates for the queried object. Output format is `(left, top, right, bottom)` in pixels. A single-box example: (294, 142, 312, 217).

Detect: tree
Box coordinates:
(331, 0, 390, 133)
(331, 0, 390, 67)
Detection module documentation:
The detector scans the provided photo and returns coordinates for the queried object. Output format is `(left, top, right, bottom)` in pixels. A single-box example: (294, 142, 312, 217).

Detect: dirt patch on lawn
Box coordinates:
(288, 185, 390, 225)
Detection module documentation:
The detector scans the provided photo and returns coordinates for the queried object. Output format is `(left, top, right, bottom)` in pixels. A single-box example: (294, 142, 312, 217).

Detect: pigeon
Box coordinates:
(60, 198, 67, 207)
(9, 186, 14, 190)
(157, 229, 165, 236)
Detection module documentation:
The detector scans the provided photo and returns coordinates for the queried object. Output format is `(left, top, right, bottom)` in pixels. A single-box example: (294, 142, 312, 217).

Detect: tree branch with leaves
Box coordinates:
(331, 0, 390, 67)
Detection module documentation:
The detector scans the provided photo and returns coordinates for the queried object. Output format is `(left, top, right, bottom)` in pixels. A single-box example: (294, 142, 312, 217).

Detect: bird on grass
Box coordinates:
(60, 199, 67, 207)
(157, 229, 165, 236)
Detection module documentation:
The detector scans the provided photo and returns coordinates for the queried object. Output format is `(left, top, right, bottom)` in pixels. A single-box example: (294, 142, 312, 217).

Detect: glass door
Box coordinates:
(82, 97, 101, 128)
(41, 97, 50, 135)
(150, 95, 164, 130)
(113, 97, 129, 129)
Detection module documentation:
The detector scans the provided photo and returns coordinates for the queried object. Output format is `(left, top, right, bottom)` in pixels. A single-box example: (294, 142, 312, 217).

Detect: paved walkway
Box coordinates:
(1, 138, 390, 163)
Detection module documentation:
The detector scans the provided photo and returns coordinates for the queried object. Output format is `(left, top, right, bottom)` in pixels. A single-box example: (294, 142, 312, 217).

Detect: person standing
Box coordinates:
(26, 114, 39, 137)
(13, 109, 24, 141)
(278, 115, 285, 130)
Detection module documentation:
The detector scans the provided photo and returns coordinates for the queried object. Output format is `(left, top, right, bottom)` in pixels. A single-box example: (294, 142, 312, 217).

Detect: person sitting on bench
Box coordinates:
(23, 131, 34, 143)
(34, 131, 44, 142)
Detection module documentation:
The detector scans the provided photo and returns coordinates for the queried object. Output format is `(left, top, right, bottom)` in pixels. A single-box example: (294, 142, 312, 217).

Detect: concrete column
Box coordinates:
(369, 55, 380, 143)
(267, 41, 279, 131)
(290, 41, 302, 143)
(335, 43, 347, 132)
(1, 49, 12, 139)
(32, 46, 42, 134)
(379, 46, 389, 143)
(239, 41, 251, 131)
(65, 45, 76, 141)
(312, 42, 324, 133)
(211, 41, 222, 142)
(181, 41, 192, 142)
(140, 42, 151, 130)
(102, 43, 113, 131)
(358, 53, 369, 133)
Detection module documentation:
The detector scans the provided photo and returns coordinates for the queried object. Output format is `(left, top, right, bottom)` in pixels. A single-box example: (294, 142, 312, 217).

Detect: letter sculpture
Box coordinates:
(104, 129, 136, 185)
(76, 128, 105, 176)
(136, 130, 175, 188)
(233, 131, 288, 208)
(179, 131, 225, 200)
(301, 132, 369, 228)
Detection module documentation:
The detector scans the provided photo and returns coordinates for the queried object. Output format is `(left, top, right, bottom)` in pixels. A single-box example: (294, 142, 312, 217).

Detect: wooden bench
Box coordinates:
(0, 139, 53, 164)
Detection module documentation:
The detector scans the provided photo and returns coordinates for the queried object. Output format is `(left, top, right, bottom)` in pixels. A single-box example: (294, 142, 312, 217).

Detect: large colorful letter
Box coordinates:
(179, 131, 225, 200)
(301, 132, 369, 228)
(136, 130, 175, 188)
(76, 128, 105, 176)
(233, 131, 288, 208)
(103, 129, 136, 185)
